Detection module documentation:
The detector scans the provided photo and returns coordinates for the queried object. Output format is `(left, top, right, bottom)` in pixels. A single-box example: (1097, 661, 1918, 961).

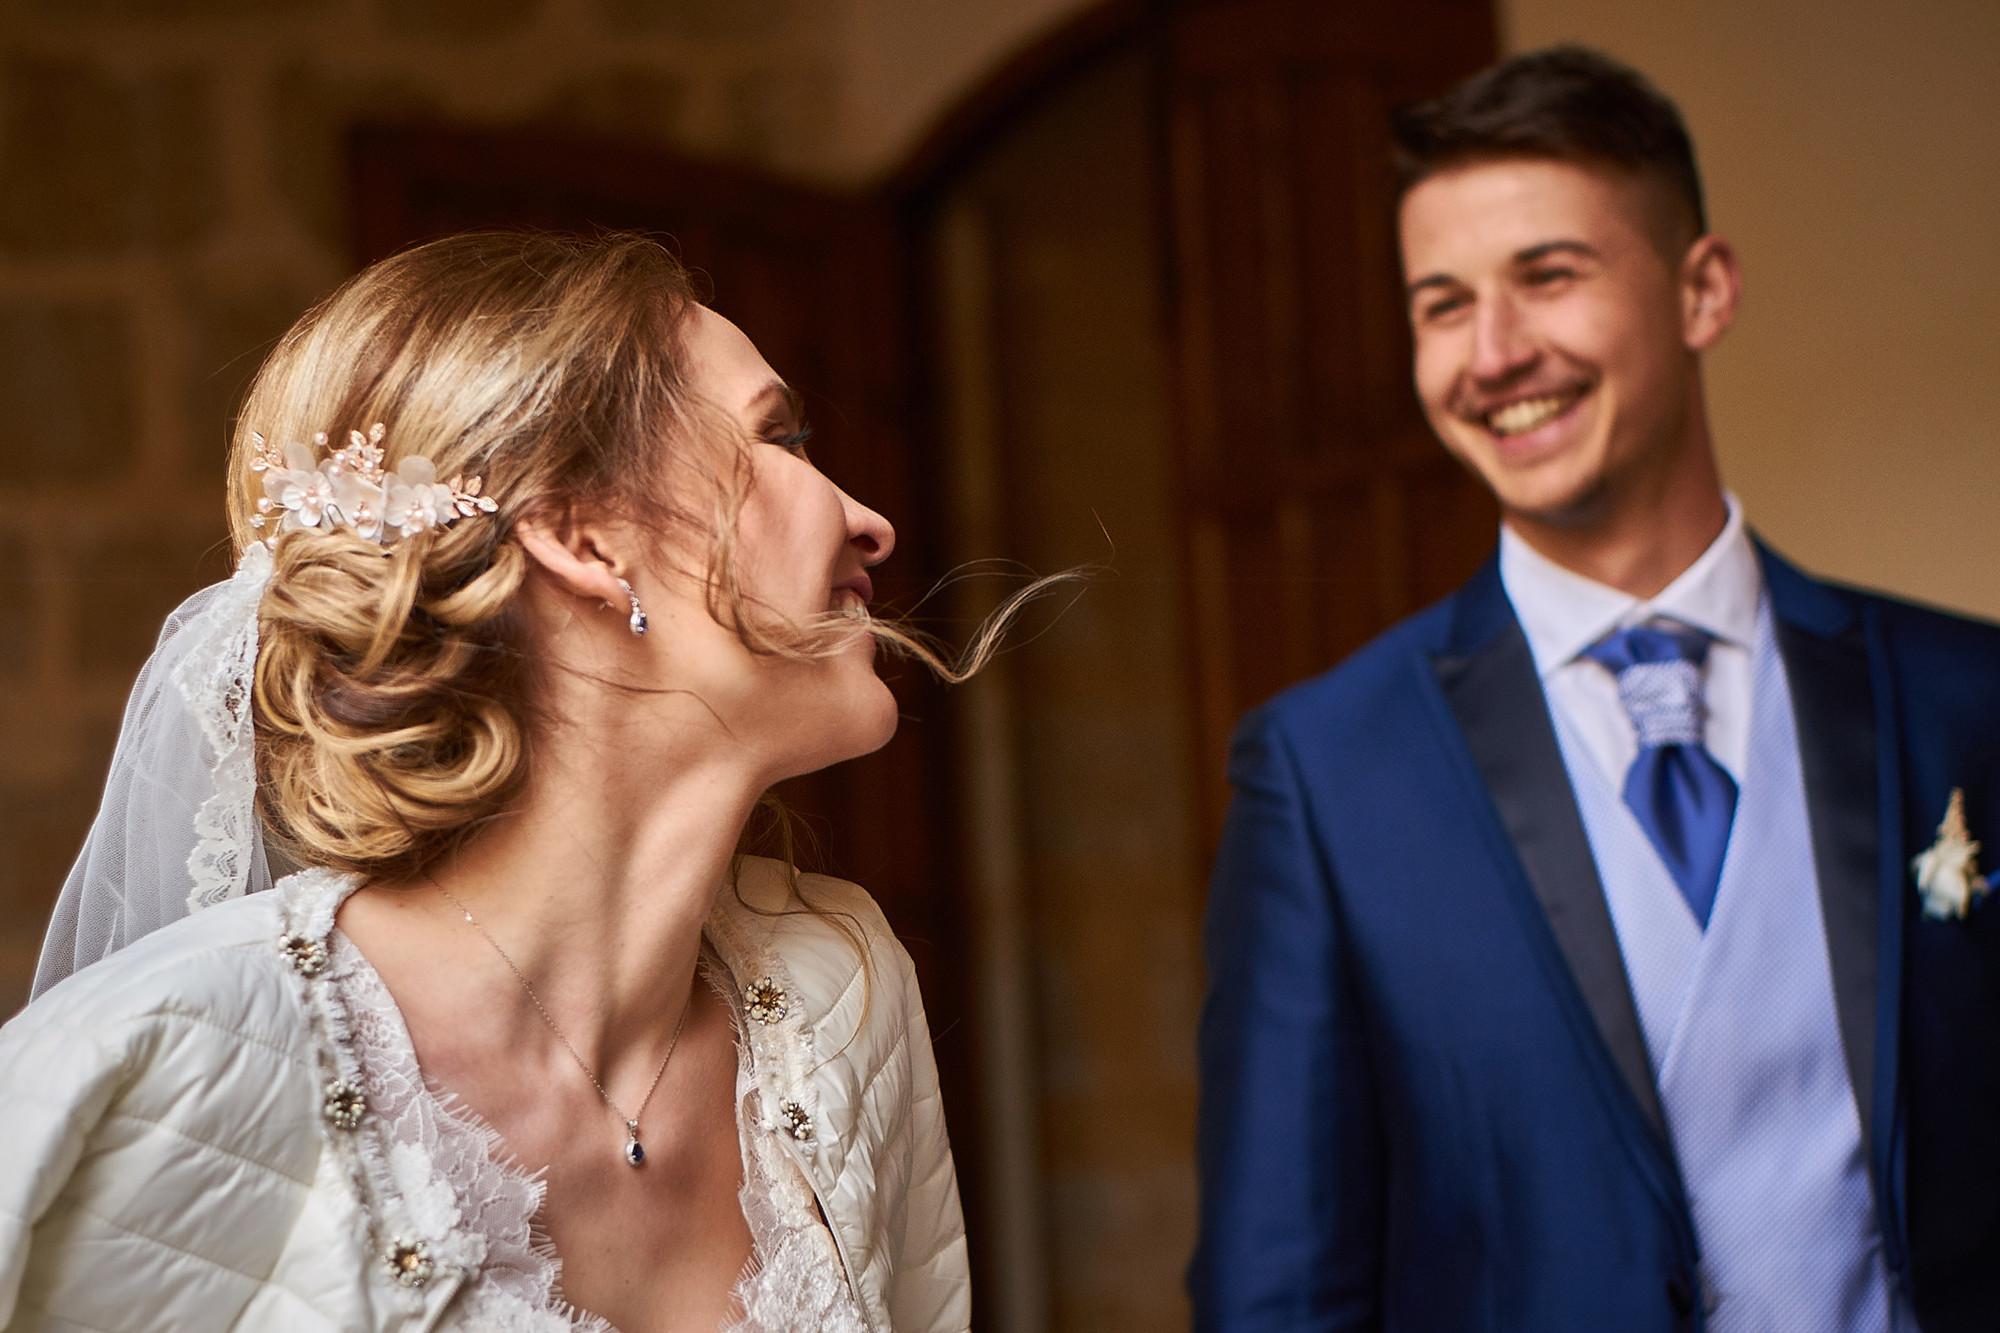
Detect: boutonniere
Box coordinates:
(1912, 788, 1997, 920)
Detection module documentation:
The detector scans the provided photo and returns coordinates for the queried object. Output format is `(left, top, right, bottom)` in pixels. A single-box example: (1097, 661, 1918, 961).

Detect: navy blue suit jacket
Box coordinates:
(1191, 545, 2000, 1332)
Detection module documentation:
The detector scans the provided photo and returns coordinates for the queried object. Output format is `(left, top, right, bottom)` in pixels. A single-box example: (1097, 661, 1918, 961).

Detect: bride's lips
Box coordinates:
(831, 574, 873, 620)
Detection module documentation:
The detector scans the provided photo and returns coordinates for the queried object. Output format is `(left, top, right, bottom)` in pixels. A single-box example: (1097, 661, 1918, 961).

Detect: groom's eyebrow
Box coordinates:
(1406, 271, 1463, 298)
(1514, 239, 1599, 265)
(1406, 238, 1603, 299)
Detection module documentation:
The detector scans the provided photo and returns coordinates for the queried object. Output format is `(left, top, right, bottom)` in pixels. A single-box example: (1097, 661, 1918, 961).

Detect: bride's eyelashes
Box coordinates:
(762, 422, 813, 459)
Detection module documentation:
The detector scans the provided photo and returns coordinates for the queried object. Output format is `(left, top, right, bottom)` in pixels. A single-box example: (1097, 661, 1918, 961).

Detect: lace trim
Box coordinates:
(279, 868, 481, 1320)
(333, 931, 609, 1333)
(174, 541, 271, 913)
(704, 869, 871, 1332)
(289, 867, 867, 1333)
(703, 885, 830, 1162)
(712, 970, 870, 1333)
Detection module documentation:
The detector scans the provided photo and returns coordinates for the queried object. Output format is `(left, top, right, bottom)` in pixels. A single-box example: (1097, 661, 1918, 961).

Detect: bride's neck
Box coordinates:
(413, 698, 770, 1060)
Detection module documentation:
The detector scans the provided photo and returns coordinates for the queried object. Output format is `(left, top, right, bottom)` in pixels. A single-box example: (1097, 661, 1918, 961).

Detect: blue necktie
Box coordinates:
(1583, 624, 1738, 928)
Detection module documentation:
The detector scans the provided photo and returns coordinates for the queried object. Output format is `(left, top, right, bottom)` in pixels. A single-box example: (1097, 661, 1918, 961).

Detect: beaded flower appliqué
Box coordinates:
(383, 1237, 435, 1288)
(745, 977, 789, 1024)
(280, 931, 328, 976)
(249, 423, 495, 545)
(777, 1099, 815, 1144)
(322, 1078, 367, 1131)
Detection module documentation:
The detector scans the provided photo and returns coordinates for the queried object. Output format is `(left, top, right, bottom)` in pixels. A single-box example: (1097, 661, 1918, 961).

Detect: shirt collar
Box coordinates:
(1499, 493, 1762, 679)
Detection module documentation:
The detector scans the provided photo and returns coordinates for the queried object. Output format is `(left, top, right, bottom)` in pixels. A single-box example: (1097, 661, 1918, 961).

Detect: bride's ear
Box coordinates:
(514, 513, 633, 610)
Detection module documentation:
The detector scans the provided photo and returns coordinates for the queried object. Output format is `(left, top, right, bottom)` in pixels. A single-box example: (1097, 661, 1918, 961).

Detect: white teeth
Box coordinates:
(831, 588, 869, 621)
(1486, 393, 1575, 437)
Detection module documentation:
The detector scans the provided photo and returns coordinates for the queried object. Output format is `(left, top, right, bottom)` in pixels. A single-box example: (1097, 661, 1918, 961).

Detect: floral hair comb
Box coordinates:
(249, 423, 496, 544)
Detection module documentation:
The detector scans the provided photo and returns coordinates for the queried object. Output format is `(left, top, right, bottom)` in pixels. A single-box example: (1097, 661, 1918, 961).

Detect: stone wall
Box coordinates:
(0, 0, 888, 1010)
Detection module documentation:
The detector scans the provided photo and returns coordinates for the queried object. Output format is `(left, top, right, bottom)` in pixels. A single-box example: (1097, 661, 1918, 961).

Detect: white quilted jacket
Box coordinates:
(0, 857, 970, 1332)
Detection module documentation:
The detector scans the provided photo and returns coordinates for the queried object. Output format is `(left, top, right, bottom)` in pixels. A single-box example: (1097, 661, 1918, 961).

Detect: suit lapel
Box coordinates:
(1761, 544, 1891, 1184)
(1431, 560, 1670, 1144)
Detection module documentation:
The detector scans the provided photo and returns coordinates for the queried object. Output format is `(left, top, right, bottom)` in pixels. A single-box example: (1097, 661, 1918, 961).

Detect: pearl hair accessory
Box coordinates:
(249, 423, 496, 543)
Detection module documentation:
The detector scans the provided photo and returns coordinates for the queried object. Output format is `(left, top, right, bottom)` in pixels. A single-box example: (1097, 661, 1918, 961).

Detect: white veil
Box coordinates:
(31, 543, 278, 997)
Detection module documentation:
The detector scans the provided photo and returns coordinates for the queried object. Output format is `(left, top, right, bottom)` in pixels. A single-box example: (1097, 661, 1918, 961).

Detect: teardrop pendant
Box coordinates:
(624, 1120, 645, 1167)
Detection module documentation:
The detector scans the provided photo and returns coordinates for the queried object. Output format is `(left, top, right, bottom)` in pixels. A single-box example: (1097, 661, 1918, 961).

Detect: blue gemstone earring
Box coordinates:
(617, 578, 648, 636)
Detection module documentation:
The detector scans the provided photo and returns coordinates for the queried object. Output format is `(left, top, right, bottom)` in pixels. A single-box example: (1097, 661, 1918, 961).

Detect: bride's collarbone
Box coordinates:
(520, 986, 754, 1333)
(337, 893, 755, 1332)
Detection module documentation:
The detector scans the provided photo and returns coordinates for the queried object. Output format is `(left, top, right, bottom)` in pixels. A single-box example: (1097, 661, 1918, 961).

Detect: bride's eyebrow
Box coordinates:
(746, 381, 804, 434)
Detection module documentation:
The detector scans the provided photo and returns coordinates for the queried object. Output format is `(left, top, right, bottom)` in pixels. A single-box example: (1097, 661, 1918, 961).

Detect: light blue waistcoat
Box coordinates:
(1552, 597, 1907, 1332)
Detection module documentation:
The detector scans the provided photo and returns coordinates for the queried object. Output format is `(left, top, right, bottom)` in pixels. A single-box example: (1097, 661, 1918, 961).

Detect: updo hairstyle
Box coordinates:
(234, 232, 754, 883)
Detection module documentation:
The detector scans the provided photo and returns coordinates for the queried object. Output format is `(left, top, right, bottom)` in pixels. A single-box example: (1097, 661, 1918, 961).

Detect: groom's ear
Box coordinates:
(1680, 233, 1742, 352)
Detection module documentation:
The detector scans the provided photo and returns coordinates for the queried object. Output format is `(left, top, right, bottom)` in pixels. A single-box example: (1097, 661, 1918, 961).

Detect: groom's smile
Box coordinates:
(1399, 156, 1706, 533)
(1483, 385, 1589, 439)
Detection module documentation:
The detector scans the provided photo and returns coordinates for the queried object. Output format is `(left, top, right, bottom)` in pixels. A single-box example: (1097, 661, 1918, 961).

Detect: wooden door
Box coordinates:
(1160, 0, 1500, 839)
(348, 123, 969, 1141)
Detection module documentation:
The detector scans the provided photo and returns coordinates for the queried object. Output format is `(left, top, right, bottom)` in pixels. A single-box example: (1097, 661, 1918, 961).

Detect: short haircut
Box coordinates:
(1390, 45, 1707, 243)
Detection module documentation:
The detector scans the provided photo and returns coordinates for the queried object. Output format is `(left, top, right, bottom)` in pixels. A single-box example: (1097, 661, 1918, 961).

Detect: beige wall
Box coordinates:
(1504, 0, 2000, 621)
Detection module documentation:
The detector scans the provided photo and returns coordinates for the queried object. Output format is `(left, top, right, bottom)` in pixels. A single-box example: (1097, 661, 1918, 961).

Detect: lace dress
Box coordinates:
(328, 929, 869, 1333)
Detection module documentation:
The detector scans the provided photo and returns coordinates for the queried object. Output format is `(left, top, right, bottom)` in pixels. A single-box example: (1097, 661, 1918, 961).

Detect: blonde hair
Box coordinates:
(236, 231, 1063, 884)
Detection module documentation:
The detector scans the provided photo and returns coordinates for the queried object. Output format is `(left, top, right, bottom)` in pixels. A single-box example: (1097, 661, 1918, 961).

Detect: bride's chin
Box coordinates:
(849, 677, 901, 753)
(772, 677, 899, 779)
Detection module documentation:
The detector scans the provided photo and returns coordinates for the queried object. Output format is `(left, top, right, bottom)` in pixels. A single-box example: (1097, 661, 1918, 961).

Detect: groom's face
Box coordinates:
(1399, 157, 1701, 527)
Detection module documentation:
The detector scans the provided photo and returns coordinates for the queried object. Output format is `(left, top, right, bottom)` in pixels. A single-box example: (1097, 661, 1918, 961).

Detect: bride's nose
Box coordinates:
(842, 491, 894, 567)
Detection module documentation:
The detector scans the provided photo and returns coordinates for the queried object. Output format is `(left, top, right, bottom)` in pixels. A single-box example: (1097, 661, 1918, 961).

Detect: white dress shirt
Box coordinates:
(1499, 494, 1763, 789)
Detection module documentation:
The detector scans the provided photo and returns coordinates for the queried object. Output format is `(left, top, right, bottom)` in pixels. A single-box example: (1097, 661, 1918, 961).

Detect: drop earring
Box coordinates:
(617, 578, 648, 636)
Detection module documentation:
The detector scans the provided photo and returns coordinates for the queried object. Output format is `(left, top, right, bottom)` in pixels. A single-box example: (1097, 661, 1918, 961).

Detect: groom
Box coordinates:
(1190, 46, 2000, 1333)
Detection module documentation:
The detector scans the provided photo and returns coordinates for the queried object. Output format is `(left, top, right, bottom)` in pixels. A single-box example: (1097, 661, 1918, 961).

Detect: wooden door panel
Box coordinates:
(1163, 0, 1499, 839)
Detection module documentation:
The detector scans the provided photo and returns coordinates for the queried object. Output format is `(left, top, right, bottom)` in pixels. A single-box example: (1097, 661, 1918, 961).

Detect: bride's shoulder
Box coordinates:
(0, 876, 340, 1237)
(713, 855, 920, 1011)
(725, 855, 894, 937)
(10, 869, 352, 1046)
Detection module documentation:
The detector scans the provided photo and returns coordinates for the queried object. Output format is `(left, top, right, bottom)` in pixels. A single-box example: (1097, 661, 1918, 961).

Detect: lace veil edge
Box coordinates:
(30, 543, 275, 998)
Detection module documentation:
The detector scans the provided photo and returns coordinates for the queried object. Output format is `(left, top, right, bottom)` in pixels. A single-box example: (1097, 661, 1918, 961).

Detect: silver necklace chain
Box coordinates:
(433, 882, 689, 1167)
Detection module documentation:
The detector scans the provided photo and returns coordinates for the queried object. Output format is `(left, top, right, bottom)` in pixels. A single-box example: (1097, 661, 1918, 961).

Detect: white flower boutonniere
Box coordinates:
(1912, 788, 1995, 920)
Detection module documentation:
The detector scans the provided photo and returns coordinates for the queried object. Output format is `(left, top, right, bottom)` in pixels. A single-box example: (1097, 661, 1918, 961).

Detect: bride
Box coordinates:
(0, 232, 1000, 1332)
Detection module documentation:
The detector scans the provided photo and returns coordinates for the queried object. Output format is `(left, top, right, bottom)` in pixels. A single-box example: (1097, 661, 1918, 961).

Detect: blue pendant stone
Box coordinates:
(625, 1139, 645, 1167)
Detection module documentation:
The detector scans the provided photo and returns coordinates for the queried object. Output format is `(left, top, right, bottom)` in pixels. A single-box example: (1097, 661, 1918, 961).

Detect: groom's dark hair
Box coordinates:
(1391, 45, 1707, 247)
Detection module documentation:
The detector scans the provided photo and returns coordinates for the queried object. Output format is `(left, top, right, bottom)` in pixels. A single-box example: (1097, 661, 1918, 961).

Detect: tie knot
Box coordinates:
(1583, 624, 1712, 749)
(1583, 622, 1711, 672)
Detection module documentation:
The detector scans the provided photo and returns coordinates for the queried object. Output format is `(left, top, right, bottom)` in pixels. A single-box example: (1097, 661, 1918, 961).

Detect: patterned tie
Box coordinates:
(1583, 623, 1739, 928)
